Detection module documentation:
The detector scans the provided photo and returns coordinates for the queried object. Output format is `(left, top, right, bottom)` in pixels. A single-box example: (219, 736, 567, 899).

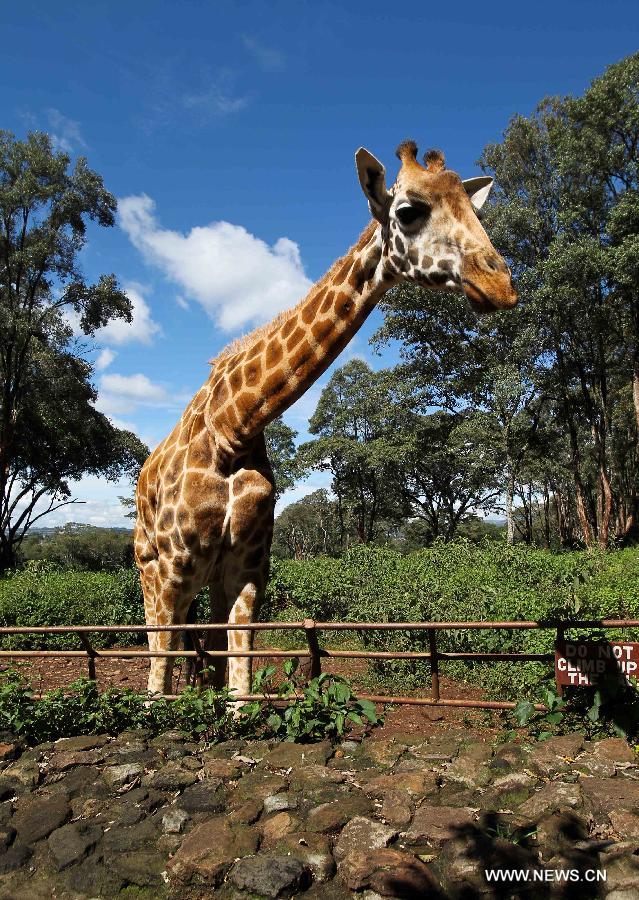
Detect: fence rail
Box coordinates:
(1, 618, 637, 712)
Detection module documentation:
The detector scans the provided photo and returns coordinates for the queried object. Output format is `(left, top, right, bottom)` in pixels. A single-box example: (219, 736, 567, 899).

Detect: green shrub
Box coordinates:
(0, 664, 379, 746)
(265, 542, 639, 700)
(0, 564, 144, 649)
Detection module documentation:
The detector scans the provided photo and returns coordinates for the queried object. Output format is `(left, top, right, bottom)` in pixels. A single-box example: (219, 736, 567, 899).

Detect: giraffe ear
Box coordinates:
(462, 176, 494, 213)
(356, 148, 391, 224)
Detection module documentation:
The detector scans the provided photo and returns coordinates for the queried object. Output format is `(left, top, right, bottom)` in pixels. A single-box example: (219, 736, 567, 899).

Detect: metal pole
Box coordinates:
(77, 632, 97, 682)
(303, 618, 322, 678)
(429, 630, 440, 702)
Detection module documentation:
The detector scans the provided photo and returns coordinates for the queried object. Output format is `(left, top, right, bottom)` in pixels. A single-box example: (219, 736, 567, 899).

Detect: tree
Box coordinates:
(264, 417, 298, 500)
(272, 489, 341, 559)
(478, 53, 639, 547)
(296, 360, 406, 547)
(0, 131, 148, 570)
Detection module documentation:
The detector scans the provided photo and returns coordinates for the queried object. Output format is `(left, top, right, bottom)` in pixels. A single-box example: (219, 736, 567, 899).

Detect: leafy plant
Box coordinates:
(0, 661, 381, 746)
(243, 659, 381, 742)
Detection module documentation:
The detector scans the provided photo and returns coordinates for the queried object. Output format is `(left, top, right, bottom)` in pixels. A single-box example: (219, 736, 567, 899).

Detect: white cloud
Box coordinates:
(119, 195, 312, 331)
(96, 283, 162, 346)
(46, 108, 87, 154)
(95, 371, 191, 421)
(13, 475, 136, 529)
(175, 294, 189, 310)
(182, 70, 248, 117)
(242, 35, 285, 71)
(95, 348, 116, 371)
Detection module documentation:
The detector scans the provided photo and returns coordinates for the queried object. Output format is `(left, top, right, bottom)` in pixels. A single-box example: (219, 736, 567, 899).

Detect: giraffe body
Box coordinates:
(135, 140, 517, 697)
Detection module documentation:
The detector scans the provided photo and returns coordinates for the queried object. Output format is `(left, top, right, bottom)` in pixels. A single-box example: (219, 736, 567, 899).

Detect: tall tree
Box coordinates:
(0, 131, 147, 570)
(296, 360, 405, 547)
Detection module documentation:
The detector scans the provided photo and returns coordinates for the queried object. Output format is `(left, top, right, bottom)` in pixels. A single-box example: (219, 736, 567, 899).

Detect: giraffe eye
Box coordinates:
(395, 202, 429, 227)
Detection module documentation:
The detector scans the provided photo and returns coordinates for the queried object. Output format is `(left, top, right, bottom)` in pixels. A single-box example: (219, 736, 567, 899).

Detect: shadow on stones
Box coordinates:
(441, 811, 607, 899)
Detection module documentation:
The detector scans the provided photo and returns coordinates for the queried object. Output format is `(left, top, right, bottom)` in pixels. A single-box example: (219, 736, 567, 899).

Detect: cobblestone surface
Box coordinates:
(0, 728, 637, 897)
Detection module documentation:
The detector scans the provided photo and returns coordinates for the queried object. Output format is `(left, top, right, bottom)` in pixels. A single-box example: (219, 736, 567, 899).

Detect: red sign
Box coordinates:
(555, 640, 639, 687)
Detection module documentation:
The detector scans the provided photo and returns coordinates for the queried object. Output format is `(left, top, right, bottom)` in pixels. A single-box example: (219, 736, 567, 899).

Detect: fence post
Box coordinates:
(77, 632, 97, 683)
(429, 630, 440, 703)
(303, 619, 322, 679)
(189, 631, 207, 689)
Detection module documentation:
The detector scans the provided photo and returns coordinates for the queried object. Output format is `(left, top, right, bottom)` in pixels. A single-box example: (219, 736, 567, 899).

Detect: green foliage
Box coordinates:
(0, 130, 148, 572)
(510, 677, 639, 742)
(265, 542, 639, 699)
(19, 524, 134, 571)
(242, 658, 380, 742)
(0, 565, 144, 649)
(264, 417, 299, 501)
(0, 662, 379, 746)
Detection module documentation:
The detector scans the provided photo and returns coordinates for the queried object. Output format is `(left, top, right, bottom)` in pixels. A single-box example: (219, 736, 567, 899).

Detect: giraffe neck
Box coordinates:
(208, 221, 392, 445)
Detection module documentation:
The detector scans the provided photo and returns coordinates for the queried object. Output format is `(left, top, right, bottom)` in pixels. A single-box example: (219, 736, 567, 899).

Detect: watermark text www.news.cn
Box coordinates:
(485, 868, 606, 884)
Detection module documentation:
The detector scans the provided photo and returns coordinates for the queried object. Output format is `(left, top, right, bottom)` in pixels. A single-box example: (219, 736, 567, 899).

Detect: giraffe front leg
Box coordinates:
(227, 582, 258, 705)
(147, 587, 191, 696)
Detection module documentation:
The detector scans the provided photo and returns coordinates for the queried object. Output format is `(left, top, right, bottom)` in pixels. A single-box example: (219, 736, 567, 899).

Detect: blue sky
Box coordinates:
(1, 0, 637, 527)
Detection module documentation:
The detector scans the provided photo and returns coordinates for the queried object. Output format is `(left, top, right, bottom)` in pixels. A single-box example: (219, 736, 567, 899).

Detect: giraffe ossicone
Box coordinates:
(135, 140, 517, 698)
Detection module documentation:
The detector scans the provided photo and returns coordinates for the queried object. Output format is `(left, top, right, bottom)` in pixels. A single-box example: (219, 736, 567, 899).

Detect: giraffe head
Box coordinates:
(356, 140, 517, 313)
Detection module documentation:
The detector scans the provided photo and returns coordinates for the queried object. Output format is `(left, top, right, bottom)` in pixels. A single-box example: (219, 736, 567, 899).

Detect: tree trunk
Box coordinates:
(505, 464, 515, 546)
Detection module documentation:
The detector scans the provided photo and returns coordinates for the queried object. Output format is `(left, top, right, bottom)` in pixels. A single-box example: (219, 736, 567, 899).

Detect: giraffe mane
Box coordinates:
(209, 221, 378, 366)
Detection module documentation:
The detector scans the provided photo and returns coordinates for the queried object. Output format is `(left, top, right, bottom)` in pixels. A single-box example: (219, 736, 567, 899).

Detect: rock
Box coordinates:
(47, 765, 107, 799)
(47, 821, 102, 869)
(67, 857, 125, 896)
(0, 842, 31, 873)
(334, 817, 397, 861)
(339, 848, 444, 897)
(517, 780, 585, 820)
(261, 812, 301, 848)
(575, 738, 638, 777)
(480, 771, 537, 810)
(439, 832, 540, 896)
(580, 775, 639, 820)
(47, 749, 102, 771)
(307, 793, 373, 833)
(380, 790, 413, 827)
(229, 853, 311, 898)
(3, 755, 40, 789)
(444, 743, 493, 789)
(162, 807, 189, 834)
(404, 805, 475, 849)
(142, 763, 198, 791)
(535, 809, 589, 859)
(489, 743, 529, 772)
(228, 797, 264, 825)
(277, 832, 336, 883)
(168, 817, 259, 886)
(233, 772, 288, 803)
(289, 765, 345, 791)
(264, 792, 299, 814)
(177, 779, 226, 813)
(13, 793, 70, 844)
(199, 756, 245, 779)
(0, 743, 19, 763)
(359, 738, 406, 769)
(259, 741, 333, 770)
(102, 762, 143, 789)
(54, 734, 110, 752)
(0, 824, 15, 850)
(528, 732, 585, 776)
(610, 809, 639, 839)
(112, 850, 166, 886)
(363, 771, 438, 802)
(102, 817, 159, 854)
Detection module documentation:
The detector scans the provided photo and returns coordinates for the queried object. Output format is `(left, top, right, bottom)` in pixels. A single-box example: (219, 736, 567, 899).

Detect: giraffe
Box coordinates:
(134, 139, 517, 698)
